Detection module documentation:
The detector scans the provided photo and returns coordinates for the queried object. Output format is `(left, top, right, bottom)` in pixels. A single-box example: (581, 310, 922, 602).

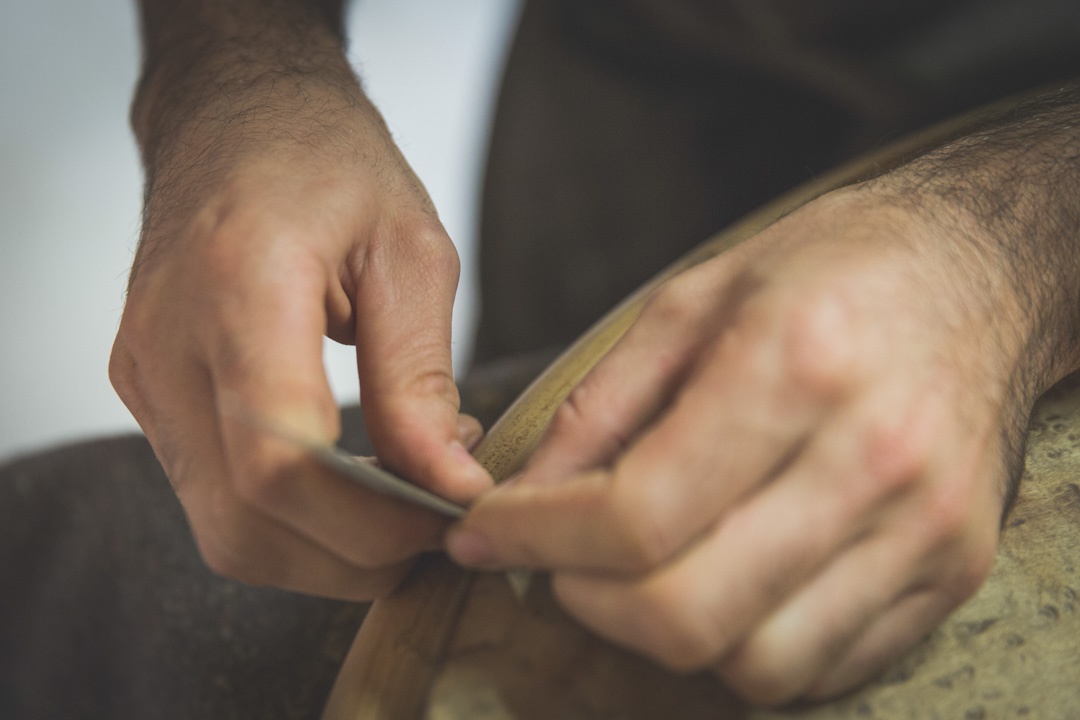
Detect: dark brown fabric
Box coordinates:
(0, 354, 551, 719)
(0, 438, 368, 720)
(473, 0, 1080, 363)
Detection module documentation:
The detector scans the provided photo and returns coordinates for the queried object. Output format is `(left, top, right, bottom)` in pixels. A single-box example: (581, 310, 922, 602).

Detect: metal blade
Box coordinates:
(229, 405, 530, 598)
(229, 404, 467, 519)
(305, 443, 466, 519)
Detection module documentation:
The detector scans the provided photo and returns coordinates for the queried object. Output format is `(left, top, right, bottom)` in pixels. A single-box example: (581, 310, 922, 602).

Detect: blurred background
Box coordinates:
(0, 0, 522, 460)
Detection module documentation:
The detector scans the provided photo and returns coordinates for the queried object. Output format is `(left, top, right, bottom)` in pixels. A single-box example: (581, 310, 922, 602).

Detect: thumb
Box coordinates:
(353, 223, 491, 502)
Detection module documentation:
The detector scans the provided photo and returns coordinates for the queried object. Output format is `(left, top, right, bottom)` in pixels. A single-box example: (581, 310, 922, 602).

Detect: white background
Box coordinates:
(0, 0, 521, 460)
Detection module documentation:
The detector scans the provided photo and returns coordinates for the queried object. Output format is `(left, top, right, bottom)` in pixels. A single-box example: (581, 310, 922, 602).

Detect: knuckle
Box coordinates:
(644, 277, 701, 326)
(195, 207, 315, 288)
(720, 655, 806, 707)
(858, 417, 934, 499)
(431, 232, 462, 280)
(376, 367, 461, 432)
(654, 625, 724, 672)
(921, 483, 974, 549)
(547, 378, 626, 454)
(607, 473, 681, 572)
(632, 588, 727, 671)
(189, 208, 249, 276)
(337, 508, 439, 569)
(406, 364, 460, 405)
(115, 293, 163, 361)
(547, 388, 592, 443)
(108, 341, 140, 404)
(407, 222, 461, 283)
(778, 292, 857, 398)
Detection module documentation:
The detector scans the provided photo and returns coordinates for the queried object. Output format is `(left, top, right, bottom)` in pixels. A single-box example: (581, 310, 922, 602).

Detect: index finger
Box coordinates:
(352, 221, 492, 502)
(446, 331, 820, 574)
(206, 246, 454, 567)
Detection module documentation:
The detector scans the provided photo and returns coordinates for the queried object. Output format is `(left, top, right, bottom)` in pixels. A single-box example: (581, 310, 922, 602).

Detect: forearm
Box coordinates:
(132, 0, 358, 171)
(856, 84, 1080, 510)
(871, 84, 1080, 394)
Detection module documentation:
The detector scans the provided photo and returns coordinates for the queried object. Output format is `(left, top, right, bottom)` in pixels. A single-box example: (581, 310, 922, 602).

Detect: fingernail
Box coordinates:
(446, 527, 497, 567)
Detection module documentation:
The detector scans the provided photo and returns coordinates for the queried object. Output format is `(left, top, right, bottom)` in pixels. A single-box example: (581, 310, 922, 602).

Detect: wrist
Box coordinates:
(858, 86, 1080, 397)
(132, 1, 359, 170)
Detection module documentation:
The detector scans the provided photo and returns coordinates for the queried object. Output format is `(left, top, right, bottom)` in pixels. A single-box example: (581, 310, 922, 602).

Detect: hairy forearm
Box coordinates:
(860, 84, 1080, 507)
(127, 0, 397, 266)
(132, 0, 356, 169)
(873, 84, 1080, 393)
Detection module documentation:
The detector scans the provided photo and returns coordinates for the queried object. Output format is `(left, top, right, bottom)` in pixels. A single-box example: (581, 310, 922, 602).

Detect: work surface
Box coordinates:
(322, 363, 1080, 720)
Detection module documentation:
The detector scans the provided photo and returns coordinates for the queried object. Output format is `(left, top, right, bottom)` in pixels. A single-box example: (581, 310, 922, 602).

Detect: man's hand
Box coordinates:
(447, 180, 1070, 703)
(111, 0, 490, 600)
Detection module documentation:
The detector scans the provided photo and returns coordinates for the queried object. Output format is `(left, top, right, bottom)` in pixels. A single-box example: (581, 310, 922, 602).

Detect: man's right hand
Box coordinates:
(110, 6, 491, 599)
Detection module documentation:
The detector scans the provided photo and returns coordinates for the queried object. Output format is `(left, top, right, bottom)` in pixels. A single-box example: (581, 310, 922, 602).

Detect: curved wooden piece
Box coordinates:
(323, 101, 1080, 718)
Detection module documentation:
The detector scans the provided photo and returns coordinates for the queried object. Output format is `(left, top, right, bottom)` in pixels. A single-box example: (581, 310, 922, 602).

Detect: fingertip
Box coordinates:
(446, 439, 494, 495)
(366, 401, 492, 501)
(457, 414, 485, 451)
(445, 526, 498, 568)
(382, 431, 493, 505)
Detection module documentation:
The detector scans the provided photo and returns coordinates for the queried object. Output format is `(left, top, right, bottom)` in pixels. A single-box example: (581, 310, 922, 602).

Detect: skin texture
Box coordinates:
(447, 189, 1008, 702)
(447, 94, 1080, 702)
(111, 0, 491, 600)
(114, 0, 1080, 703)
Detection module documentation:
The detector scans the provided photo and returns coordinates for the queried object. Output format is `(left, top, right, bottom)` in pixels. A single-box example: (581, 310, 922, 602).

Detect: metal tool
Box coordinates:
(295, 426, 534, 599)
(224, 401, 467, 518)
(230, 403, 530, 598)
(303, 442, 466, 519)
(311, 438, 533, 598)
